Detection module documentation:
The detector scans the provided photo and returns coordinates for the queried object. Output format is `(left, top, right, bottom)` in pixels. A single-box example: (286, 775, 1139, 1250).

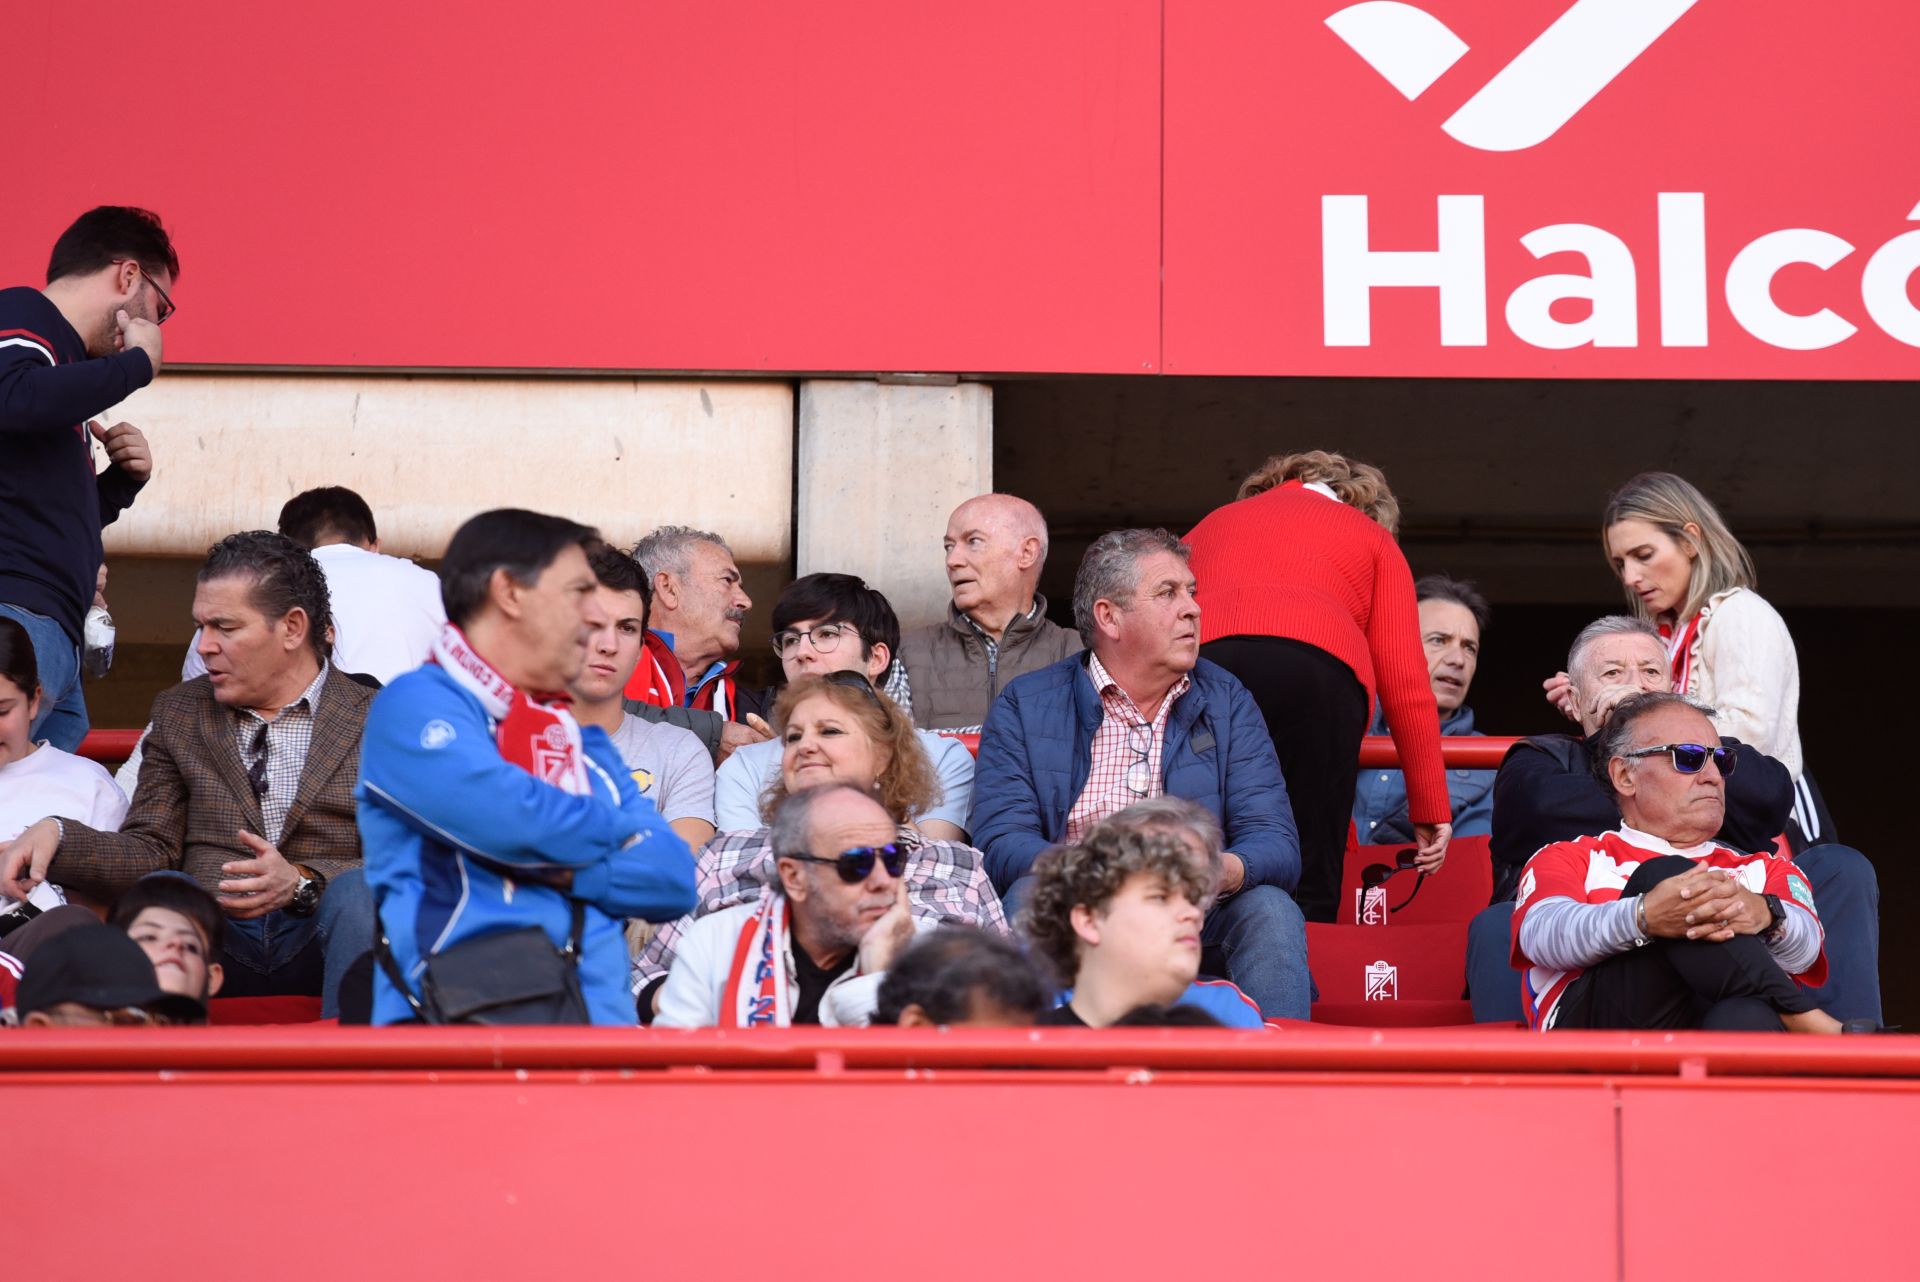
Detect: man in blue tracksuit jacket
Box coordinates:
(357, 510, 697, 1025)
(967, 529, 1310, 1019)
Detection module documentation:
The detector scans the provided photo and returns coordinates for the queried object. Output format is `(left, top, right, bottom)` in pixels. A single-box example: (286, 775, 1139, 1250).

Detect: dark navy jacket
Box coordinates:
(969, 652, 1300, 893)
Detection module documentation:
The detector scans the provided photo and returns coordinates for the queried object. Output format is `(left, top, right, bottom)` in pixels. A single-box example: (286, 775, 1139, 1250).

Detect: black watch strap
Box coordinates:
(1762, 892, 1788, 941)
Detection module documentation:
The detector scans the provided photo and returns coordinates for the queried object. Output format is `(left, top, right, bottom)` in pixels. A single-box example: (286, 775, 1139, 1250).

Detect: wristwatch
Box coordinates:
(287, 865, 327, 917)
(1760, 893, 1788, 944)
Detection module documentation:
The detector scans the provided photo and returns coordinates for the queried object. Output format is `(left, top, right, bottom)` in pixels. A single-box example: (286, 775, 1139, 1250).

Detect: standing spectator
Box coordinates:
(1547, 472, 1826, 847)
(357, 510, 697, 1026)
(1512, 693, 1839, 1033)
(899, 494, 1082, 732)
(0, 207, 174, 750)
(0, 533, 376, 1016)
(0, 617, 127, 842)
(1183, 450, 1450, 922)
(183, 486, 444, 685)
(572, 546, 716, 851)
(969, 528, 1309, 1020)
(1352, 575, 1495, 846)
(654, 785, 927, 1028)
(714, 573, 974, 840)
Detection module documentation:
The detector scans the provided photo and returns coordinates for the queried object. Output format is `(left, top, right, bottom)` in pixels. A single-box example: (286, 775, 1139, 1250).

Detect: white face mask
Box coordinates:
(82, 604, 116, 678)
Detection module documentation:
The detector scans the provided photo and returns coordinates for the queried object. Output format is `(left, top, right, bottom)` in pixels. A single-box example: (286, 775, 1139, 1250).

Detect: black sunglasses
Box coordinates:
(820, 668, 884, 706)
(1622, 742, 1738, 776)
(781, 843, 907, 883)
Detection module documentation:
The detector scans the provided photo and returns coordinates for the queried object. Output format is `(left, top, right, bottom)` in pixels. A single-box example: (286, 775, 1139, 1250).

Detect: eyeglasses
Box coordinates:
(1622, 742, 1739, 776)
(111, 259, 175, 325)
(246, 722, 270, 800)
(1124, 722, 1153, 795)
(772, 622, 859, 658)
(779, 843, 908, 883)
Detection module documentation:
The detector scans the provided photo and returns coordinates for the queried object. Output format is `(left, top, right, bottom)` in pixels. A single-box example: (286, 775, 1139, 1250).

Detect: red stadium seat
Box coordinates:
(1337, 835, 1493, 925)
(1306, 922, 1471, 1026)
(208, 996, 324, 1025)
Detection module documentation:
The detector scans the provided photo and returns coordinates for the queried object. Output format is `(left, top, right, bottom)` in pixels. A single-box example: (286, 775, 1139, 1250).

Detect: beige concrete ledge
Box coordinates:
(100, 373, 795, 562)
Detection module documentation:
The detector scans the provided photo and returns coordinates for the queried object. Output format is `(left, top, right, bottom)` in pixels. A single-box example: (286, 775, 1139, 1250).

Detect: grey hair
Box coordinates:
(1071, 528, 1189, 647)
(768, 783, 874, 859)
(1567, 615, 1663, 686)
(631, 525, 731, 580)
(1589, 691, 1718, 793)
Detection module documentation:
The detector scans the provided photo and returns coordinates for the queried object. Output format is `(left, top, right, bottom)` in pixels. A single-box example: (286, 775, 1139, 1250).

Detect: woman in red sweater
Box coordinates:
(1185, 451, 1450, 922)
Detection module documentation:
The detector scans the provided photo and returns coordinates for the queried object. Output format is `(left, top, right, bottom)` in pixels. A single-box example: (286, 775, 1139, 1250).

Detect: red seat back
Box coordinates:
(208, 996, 324, 1025)
(1306, 922, 1467, 1009)
(1338, 835, 1493, 925)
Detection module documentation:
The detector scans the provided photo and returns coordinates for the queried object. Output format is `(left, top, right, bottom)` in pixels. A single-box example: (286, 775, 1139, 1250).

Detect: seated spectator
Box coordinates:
(625, 525, 766, 729)
(181, 486, 444, 685)
(654, 785, 928, 1027)
(634, 673, 1005, 1016)
(1513, 692, 1841, 1032)
(900, 494, 1081, 732)
(0, 533, 375, 1018)
(109, 872, 226, 1010)
(874, 925, 1050, 1027)
(1111, 1003, 1226, 1028)
(1025, 819, 1216, 1028)
(573, 546, 717, 851)
(715, 573, 973, 840)
(1352, 574, 1494, 846)
(1467, 616, 1879, 1025)
(970, 528, 1308, 1020)
(359, 510, 697, 1026)
(14, 922, 205, 1027)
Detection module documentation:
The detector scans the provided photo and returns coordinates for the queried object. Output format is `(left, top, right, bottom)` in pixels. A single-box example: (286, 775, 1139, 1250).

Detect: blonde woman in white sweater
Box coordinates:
(1545, 472, 1826, 844)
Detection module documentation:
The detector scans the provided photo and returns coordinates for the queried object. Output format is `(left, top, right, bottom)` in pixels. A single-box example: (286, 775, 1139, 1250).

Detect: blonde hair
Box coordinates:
(1237, 450, 1401, 535)
(761, 675, 941, 825)
(1601, 472, 1756, 623)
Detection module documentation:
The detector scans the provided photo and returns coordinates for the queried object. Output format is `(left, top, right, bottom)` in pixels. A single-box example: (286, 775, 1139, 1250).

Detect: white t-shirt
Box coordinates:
(0, 744, 129, 839)
(608, 714, 716, 827)
(183, 542, 445, 685)
(712, 727, 975, 834)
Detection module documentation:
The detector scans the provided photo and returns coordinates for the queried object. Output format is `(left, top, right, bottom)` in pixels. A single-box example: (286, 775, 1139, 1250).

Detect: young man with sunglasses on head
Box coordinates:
(1, 207, 176, 751)
(0, 533, 377, 1018)
(654, 785, 928, 1028)
(1465, 615, 1879, 1027)
(1511, 691, 1844, 1032)
(713, 573, 974, 839)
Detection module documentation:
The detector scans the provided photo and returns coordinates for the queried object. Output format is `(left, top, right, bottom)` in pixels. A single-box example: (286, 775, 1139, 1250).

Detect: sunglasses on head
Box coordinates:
(781, 843, 907, 883)
(1622, 742, 1738, 776)
(820, 669, 884, 705)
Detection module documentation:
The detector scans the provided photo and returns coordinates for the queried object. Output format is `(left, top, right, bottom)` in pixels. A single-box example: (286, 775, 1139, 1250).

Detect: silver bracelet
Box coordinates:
(1633, 894, 1651, 944)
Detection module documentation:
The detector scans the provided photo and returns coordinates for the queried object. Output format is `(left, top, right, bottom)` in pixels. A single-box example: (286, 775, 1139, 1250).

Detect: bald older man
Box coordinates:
(899, 494, 1082, 732)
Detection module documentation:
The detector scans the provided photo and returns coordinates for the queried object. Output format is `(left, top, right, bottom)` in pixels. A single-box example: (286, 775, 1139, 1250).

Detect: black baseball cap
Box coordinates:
(16, 923, 206, 1024)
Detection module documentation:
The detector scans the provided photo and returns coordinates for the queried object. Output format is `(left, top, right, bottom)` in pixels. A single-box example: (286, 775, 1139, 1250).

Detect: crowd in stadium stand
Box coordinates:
(0, 207, 1885, 1033)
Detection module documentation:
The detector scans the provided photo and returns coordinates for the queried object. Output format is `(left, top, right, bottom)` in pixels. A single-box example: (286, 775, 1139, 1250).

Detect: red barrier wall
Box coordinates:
(7, 1027, 1917, 1280)
(4, 2, 1915, 378)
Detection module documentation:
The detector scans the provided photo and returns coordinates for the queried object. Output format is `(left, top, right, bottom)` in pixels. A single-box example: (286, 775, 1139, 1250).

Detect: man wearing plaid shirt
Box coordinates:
(970, 528, 1310, 1020)
(1, 533, 376, 1017)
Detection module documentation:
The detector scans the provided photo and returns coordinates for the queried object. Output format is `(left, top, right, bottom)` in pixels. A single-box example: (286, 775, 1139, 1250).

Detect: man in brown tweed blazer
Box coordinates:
(2, 532, 377, 1016)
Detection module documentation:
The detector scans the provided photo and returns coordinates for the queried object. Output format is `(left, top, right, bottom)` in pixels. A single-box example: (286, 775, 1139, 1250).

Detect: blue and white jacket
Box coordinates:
(356, 665, 698, 1025)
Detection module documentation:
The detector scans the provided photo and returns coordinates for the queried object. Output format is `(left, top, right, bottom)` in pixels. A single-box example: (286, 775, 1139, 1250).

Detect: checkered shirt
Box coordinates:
(232, 663, 328, 846)
(1063, 653, 1191, 843)
(632, 822, 1007, 990)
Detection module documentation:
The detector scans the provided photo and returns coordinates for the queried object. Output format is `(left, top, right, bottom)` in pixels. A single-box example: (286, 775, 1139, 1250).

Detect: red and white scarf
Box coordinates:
(430, 624, 591, 795)
(721, 891, 792, 1028)
(1658, 602, 1714, 696)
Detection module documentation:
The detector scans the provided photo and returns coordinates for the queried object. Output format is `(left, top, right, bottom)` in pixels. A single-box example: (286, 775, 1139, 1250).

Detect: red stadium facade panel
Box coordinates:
(1, 1, 1914, 377)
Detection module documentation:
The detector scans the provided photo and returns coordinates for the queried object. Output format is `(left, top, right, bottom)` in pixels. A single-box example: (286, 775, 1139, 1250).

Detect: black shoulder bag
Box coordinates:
(374, 895, 591, 1025)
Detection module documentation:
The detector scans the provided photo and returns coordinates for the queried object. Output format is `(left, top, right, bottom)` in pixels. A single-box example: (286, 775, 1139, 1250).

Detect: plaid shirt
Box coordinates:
(633, 823, 1007, 990)
(1063, 653, 1191, 843)
(232, 663, 328, 846)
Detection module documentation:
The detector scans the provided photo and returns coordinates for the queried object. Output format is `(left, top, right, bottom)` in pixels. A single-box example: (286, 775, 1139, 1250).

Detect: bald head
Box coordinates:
(943, 494, 1050, 637)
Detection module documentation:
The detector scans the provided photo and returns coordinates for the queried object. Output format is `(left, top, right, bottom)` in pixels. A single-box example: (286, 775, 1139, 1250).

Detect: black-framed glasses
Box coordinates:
(111, 258, 175, 325)
(1124, 722, 1153, 795)
(245, 722, 270, 800)
(1622, 742, 1738, 776)
(779, 843, 908, 883)
(772, 622, 858, 658)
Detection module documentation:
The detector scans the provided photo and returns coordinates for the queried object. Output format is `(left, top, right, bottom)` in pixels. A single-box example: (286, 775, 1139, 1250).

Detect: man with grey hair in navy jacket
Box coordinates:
(969, 528, 1309, 1020)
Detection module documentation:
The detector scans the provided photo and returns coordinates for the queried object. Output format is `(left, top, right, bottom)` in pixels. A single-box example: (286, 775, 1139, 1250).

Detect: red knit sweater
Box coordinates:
(1184, 482, 1450, 824)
